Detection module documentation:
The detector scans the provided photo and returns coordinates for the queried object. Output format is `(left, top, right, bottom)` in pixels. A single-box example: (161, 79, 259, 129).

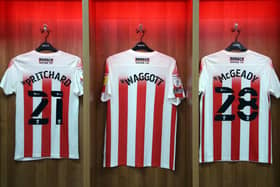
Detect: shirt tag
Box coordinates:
(230, 57, 244, 63)
(39, 58, 54, 64)
(135, 57, 150, 64)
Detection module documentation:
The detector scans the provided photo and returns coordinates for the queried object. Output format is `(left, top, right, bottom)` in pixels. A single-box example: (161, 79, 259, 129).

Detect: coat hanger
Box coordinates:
(132, 24, 154, 52)
(225, 23, 247, 52)
(36, 24, 58, 52)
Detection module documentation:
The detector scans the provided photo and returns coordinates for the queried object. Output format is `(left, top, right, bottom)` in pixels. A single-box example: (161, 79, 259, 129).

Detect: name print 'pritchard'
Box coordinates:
(22, 71, 72, 87)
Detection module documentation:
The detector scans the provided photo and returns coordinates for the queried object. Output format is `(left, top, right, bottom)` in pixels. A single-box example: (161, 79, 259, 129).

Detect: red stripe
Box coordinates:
(41, 80, 52, 157)
(105, 101, 111, 167)
(174, 84, 184, 98)
(152, 82, 165, 167)
(169, 105, 176, 170)
(105, 63, 109, 73)
(231, 78, 241, 160)
(60, 82, 70, 158)
(201, 95, 205, 162)
(213, 79, 222, 161)
(24, 77, 33, 157)
(102, 85, 106, 93)
(118, 80, 128, 165)
(8, 60, 14, 68)
(249, 79, 260, 162)
(268, 96, 272, 164)
(199, 61, 203, 73)
(135, 82, 146, 167)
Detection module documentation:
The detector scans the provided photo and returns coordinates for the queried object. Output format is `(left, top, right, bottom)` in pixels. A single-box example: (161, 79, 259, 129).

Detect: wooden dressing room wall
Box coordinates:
(1, 0, 280, 187)
(0, 1, 83, 187)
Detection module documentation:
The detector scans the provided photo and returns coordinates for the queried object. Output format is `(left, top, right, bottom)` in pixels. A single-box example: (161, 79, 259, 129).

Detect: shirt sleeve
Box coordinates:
(199, 58, 208, 95)
(73, 58, 84, 96)
(268, 62, 280, 98)
(167, 61, 186, 106)
(100, 59, 112, 102)
(0, 60, 18, 95)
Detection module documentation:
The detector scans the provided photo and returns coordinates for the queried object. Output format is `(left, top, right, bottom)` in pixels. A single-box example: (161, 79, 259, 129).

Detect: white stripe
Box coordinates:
(239, 79, 250, 161)
(269, 98, 273, 163)
(160, 93, 172, 168)
(144, 82, 156, 166)
(270, 111, 273, 163)
(32, 81, 42, 158)
(103, 124, 107, 167)
(110, 80, 119, 166)
(199, 95, 203, 162)
(204, 78, 213, 161)
(15, 83, 25, 159)
(68, 84, 79, 158)
(258, 79, 268, 162)
(126, 82, 137, 166)
(51, 79, 61, 157)
(173, 112, 178, 170)
(221, 79, 232, 160)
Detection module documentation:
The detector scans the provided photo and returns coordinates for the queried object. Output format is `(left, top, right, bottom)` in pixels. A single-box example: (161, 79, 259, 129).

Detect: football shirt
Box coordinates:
(101, 49, 185, 170)
(199, 50, 280, 163)
(0, 50, 83, 161)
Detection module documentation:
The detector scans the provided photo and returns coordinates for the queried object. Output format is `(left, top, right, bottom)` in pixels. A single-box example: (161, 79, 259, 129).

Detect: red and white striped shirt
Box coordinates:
(199, 50, 280, 164)
(0, 50, 83, 161)
(101, 49, 185, 170)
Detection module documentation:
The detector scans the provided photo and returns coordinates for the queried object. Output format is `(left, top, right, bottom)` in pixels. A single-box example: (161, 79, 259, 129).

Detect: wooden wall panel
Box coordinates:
(199, 1, 280, 187)
(0, 1, 83, 187)
(3, 1, 279, 187)
(89, 1, 193, 187)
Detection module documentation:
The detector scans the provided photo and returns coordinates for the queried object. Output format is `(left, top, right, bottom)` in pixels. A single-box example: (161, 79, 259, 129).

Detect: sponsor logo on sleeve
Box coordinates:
(173, 75, 185, 98)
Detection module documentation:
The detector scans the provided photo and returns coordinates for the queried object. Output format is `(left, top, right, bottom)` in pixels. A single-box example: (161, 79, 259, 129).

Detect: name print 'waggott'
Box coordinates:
(21, 71, 72, 87)
(120, 72, 164, 86)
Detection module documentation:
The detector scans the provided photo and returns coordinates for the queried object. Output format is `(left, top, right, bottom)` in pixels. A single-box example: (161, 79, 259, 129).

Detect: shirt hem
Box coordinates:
(14, 154, 79, 161)
(103, 162, 175, 171)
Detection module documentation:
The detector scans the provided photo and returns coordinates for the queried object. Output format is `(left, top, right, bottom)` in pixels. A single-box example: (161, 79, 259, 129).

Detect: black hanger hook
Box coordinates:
(45, 30, 50, 43)
(234, 29, 240, 42)
(136, 24, 145, 42)
(40, 24, 50, 43)
(132, 24, 153, 52)
(36, 24, 57, 52)
(139, 30, 144, 42)
(225, 23, 247, 52)
(232, 23, 240, 42)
